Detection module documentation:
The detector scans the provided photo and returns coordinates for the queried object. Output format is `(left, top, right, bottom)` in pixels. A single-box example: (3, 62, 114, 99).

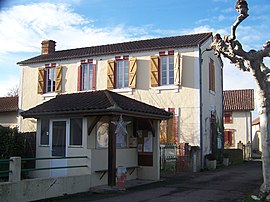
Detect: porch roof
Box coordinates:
(21, 90, 172, 120)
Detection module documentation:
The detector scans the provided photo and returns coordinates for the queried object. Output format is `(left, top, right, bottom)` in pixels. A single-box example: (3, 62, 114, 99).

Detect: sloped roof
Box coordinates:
(21, 90, 172, 120)
(17, 32, 212, 65)
(223, 89, 254, 111)
(0, 96, 18, 112)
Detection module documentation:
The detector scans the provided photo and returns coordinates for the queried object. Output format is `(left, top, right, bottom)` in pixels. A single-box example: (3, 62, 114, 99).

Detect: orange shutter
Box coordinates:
(174, 52, 182, 86)
(107, 60, 115, 89)
(55, 65, 62, 93)
(77, 65, 82, 91)
(150, 56, 159, 87)
(128, 58, 137, 88)
(37, 68, 45, 94)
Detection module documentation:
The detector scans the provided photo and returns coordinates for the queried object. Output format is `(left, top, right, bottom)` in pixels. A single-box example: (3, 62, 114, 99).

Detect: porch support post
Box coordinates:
(108, 117, 116, 186)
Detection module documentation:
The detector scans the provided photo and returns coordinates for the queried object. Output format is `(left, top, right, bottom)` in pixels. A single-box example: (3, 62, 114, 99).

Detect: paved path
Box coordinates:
(50, 161, 262, 202)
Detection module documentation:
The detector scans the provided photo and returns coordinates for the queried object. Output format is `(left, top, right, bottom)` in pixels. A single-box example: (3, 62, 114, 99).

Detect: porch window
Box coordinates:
(70, 118, 82, 146)
(40, 119, 49, 145)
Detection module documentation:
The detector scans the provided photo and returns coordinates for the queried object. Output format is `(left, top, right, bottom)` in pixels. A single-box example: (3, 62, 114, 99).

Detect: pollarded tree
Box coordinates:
(210, 0, 270, 200)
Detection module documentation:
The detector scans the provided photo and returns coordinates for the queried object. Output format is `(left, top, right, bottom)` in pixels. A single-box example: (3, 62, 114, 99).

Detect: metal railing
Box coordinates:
(0, 156, 89, 182)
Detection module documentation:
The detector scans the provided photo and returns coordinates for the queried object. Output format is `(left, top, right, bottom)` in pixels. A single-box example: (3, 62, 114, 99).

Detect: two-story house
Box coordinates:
(223, 89, 254, 148)
(0, 96, 18, 128)
(18, 32, 223, 186)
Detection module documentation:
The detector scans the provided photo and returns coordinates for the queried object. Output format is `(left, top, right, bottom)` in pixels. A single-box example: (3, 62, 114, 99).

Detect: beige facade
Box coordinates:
(18, 33, 223, 185)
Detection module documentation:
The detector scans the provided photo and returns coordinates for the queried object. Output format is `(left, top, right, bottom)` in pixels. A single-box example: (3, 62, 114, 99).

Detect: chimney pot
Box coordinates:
(41, 40, 56, 55)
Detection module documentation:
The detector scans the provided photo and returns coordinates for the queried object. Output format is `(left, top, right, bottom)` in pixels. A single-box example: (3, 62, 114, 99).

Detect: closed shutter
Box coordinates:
(174, 52, 182, 86)
(77, 65, 82, 91)
(107, 60, 115, 89)
(150, 56, 159, 87)
(55, 65, 62, 93)
(37, 68, 45, 94)
(128, 57, 137, 88)
(92, 64, 96, 90)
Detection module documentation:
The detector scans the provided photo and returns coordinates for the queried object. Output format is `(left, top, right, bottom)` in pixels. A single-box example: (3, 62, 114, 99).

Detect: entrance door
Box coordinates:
(50, 120, 67, 177)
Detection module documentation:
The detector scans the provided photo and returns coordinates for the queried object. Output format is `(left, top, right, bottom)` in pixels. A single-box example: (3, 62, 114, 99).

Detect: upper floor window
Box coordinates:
(116, 60, 129, 88)
(37, 64, 62, 94)
(224, 112, 233, 124)
(150, 51, 182, 87)
(107, 56, 137, 90)
(45, 68, 56, 93)
(160, 55, 174, 85)
(209, 58, 215, 92)
(78, 59, 96, 91)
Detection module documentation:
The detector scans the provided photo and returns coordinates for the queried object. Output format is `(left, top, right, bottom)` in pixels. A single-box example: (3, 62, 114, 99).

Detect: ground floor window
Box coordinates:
(70, 118, 83, 146)
(40, 119, 49, 145)
(224, 130, 234, 147)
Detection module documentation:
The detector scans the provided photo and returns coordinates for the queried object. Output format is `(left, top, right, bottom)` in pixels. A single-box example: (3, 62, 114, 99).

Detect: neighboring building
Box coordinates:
(223, 89, 254, 148)
(252, 117, 261, 152)
(0, 96, 18, 128)
(18, 32, 223, 185)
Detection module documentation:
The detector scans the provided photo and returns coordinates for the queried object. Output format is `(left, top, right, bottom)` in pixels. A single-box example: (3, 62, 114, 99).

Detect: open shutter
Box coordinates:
(107, 60, 115, 89)
(150, 56, 159, 87)
(37, 68, 45, 94)
(92, 64, 96, 90)
(55, 65, 62, 93)
(174, 52, 182, 86)
(128, 57, 137, 88)
(77, 65, 82, 91)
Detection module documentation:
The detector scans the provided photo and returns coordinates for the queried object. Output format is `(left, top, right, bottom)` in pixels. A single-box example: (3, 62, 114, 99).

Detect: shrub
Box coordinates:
(223, 152, 229, 158)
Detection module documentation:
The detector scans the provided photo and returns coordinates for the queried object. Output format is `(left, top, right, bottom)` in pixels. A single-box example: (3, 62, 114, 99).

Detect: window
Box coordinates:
(224, 113, 233, 124)
(70, 118, 83, 146)
(209, 58, 215, 92)
(40, 119, 49, 145)
(150, 51, 182, 87)
(78, 60, 96, 91)
(107, 56, 137, 90)
(37, 64, 62, 94)
(116, 60, 129, 88)
(224, 130, 234, 147)
(45, 68, 56, 93)
(160, 55, 174, 85)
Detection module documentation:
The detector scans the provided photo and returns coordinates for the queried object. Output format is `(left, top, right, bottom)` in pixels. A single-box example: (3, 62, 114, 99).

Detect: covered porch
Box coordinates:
(21, 90, 172, 187)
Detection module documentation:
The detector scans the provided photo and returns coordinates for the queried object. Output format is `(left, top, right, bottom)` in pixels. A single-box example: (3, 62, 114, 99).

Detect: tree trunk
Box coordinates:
(257, 88, 270, 199)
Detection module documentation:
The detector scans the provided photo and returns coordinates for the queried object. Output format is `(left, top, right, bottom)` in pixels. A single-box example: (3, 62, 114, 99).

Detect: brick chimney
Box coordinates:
(41, 40, 56, 55)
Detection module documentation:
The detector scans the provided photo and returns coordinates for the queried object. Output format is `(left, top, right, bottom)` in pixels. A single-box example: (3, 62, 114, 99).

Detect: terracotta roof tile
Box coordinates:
(0, 96, 18, 112)
(223, 89, 254, 111)
(17, 32, 212, 65)
(21, 90, 172, 120)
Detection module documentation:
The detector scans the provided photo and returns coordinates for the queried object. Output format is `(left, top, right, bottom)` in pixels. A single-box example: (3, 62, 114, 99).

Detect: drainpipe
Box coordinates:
(198, 45, 203, 170)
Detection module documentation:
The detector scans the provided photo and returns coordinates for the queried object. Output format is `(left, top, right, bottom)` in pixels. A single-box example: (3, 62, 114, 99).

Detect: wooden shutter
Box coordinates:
(37, 68, 45, 94)
(92, 64, 96, 90)
(107, 60, 115, 89)
(128, 57, 137, 88)
(77, 65, 82, 91)
(150, 56, 159, 87)
(174, 52, 182, 86)
(55, 65, 62, 93)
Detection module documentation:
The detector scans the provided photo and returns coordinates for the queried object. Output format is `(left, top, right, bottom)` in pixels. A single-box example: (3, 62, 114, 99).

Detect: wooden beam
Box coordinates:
(108, 117, 116, 186)
(88, 116, 102, 136)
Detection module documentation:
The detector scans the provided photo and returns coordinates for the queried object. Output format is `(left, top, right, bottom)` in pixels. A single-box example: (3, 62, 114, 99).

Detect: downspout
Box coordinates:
(198, 45, 203, 170)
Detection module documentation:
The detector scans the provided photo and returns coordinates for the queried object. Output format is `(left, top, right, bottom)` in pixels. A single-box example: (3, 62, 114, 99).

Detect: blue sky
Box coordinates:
(0, 0, 269, 100)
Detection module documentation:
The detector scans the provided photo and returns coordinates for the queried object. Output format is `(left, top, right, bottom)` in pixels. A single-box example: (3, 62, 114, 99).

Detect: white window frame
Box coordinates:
(160, 55, 174, 85)
(45, 67, 56, 93)
(116, 60, 129, 89)
(81, 63, 94, 91)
